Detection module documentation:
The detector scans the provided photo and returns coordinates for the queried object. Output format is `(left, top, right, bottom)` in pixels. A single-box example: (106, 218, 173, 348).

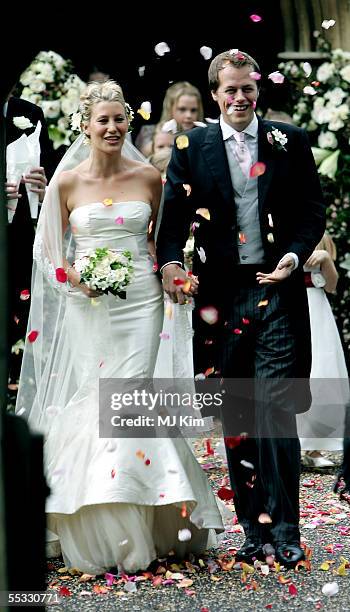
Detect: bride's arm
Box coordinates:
(58, 173, 101, 297)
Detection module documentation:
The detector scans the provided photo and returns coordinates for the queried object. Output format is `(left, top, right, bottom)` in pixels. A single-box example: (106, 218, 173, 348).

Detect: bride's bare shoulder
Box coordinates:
(127, 159, 161, 183)
(57, 162, 87, 190)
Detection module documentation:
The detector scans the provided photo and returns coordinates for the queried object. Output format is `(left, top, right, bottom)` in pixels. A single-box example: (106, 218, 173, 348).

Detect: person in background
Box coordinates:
(298, 232, 349, 466)
(88, 66, 110, 83)
(151, 122, 175, 154)
(135, 81, 205, 157)
(5, 93, 54, 393)
(149, 148, 172, 181)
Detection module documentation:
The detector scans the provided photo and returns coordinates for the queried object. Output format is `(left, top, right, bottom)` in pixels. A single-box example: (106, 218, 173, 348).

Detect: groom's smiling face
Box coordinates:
(212, 63, 259, 131)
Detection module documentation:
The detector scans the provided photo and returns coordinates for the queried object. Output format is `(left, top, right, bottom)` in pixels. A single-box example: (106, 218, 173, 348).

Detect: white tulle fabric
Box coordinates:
(16, 134, 223, 574)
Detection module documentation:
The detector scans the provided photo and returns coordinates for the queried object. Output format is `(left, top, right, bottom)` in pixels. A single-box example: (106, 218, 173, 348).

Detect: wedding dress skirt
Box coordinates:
(44, 201, 223, 574)
(298, 286, 349, 451)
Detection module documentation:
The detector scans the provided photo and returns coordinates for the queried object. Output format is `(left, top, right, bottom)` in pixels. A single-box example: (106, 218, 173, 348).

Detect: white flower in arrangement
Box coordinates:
(328, 117, 344, 131)
(268, 128, 288, 151)
(13, 116, 33, 130)
(316, 62, 335, 82)
(303, 85, 317, 95)
(18, 50, 87, 151)
(41, 100, 61, 119)
(340, 64, 350, 83)
(318, 131, 338, 149)
(70, 112, 82, 132)
(324, 87, 347, 106)
(337, 103, 349, 120)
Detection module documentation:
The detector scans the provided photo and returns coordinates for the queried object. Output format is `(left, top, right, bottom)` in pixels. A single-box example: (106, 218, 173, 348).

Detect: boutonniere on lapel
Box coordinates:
(13, 116, 34, 130)
(266, 127, 288, 152)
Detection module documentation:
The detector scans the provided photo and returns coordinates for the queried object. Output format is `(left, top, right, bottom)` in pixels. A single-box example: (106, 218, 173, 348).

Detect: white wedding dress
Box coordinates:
(44, 200, 223, 574)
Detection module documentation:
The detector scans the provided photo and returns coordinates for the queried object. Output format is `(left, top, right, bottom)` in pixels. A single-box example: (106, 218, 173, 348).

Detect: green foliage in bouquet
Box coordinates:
(18, 50, 86, 151)
(77, 247, 134, 299)
(279, 32, 350, 359)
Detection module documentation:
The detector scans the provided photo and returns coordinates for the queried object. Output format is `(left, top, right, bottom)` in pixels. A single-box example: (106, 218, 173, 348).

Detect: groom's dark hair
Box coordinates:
(208, 50, 261, 91)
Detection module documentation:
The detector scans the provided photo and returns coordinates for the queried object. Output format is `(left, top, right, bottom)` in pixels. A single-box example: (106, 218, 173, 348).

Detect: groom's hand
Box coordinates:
(162, 264, 199, 304)
(256, 254, 295, 285)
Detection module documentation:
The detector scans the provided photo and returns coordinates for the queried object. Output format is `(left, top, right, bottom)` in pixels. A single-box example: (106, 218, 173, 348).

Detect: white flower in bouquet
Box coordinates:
(324, 86, 346, 106)
(41, 100, 61, 119)
(75, 247, 134, 298)
(29, 79, 46, 93)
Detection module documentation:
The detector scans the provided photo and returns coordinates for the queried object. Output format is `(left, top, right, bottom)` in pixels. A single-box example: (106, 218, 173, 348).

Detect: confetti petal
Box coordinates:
(55, 267, 67, 283)
(154, 42, 170, 56)
(138, 66, 145, 77)
(200, 46, 213, 60)
(103, 198, 113, 206)
(268, 71, 285, 84)
(20, 289, 30, 300)
(250, 161, 266, 178)
(249, 71, 261, 80)
(258, 299, 269, 307)
(322, 581, 339, 596)
(176, 135, 189, 150)
(27, 330, 39, 343)
(258, 512, 272, 524)
(239, 231, 247, 244)
(159, 332, 170, 340)
(322, 19, 336, 29)
(183, 184, 192, 196)
(267, 232, 274, 243)
(178, 528, 192, 541)
(250, 13, 262, 22)
(196, 247, 206, 263)
(115, 216, 124, 226)
(196, 208, 211, 221)
(199, 306, 219, 325)
(137, 108, 151, 121)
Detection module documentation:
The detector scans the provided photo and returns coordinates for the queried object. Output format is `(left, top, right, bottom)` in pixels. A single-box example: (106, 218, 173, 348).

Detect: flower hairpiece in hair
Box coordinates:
(125, 103, 134, 132)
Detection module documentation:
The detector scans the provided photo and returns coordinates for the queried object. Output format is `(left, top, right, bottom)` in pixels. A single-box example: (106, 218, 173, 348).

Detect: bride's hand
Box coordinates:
(67, 267, 103, 298)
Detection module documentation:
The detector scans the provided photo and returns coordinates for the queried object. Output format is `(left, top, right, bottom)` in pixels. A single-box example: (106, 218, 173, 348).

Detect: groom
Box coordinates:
(156, 49, 325, 567)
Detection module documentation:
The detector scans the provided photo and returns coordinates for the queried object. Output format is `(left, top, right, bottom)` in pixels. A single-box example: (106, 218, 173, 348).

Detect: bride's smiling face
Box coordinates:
(84, 101, 128, 151)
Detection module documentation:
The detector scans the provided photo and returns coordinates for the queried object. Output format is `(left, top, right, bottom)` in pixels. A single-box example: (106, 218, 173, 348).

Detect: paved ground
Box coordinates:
(44, 429, 350, 612)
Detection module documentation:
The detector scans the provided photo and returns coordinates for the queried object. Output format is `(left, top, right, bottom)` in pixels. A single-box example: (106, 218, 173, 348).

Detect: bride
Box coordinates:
(16, 80, 223, 575)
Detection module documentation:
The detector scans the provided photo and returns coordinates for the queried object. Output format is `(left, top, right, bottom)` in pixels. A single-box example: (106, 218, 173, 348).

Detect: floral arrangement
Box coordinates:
(74, 248, 134, 298)
(279, 32, 350, 358)
(18, 50, 86, 150)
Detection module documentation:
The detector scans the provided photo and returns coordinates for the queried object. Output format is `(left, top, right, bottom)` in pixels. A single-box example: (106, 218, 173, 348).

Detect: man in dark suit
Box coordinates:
(5, 95, 54, 387)
(156, 50, 325, 567)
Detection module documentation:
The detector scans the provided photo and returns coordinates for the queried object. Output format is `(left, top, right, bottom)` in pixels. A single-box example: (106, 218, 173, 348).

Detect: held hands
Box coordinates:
(6, 167, 47, 203)
(256, 254, 295, 285)
(162, 264, 199, 304)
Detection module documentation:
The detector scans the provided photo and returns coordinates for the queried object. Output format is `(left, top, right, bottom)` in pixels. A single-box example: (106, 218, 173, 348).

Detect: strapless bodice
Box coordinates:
(69, 200, 152, 259)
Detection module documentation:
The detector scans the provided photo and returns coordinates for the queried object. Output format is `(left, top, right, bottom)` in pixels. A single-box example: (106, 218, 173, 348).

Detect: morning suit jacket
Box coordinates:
(156, 117, 326, 379)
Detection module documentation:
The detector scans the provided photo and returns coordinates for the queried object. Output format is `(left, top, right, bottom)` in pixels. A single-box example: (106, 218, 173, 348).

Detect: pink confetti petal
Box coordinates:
(250, 14, 262, 22)
(20, 289, 30, 300)
(249, 71, 261, 80)
(27, 330, 39, 343)
(268, 71, 285, 84)
(250, 162, 266, 178)
(115, 216, 124, 224)
(159, 332, 170, 340)
(55, 267, 67, 283)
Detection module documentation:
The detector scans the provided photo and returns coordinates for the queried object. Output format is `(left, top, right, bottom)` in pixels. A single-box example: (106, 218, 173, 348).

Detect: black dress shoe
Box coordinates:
(235, 538, 264, 563)
(275, 542, 305, 568)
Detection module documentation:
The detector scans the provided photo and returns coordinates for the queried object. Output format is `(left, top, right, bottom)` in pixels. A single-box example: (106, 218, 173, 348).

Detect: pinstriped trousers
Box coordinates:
(220, 279, 301, 543)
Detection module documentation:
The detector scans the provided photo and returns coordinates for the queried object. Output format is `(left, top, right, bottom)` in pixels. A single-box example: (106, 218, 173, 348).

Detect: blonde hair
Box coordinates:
(316, 232, 337, 261)
(149, 148, 172, 176)
(160, 81, 204, 123)
(80, 79, 127, 123)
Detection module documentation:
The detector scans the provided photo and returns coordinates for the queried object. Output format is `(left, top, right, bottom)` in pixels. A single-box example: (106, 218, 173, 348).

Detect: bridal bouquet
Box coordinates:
(74, 248, 134, 298)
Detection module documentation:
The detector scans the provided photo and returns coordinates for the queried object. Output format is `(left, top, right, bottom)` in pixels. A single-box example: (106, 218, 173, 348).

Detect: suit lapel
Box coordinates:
(200, 123, 235, 208)
(258, 117, 276, 214)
